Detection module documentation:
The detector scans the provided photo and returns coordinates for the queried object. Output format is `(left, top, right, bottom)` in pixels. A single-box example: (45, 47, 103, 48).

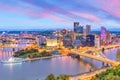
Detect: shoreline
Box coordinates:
(23, 54, 67, 62)
(69, 67, 111, 80)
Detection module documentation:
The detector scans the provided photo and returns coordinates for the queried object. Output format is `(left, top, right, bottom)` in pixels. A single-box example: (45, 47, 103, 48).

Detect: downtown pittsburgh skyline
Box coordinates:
(0, 0, 120, 30)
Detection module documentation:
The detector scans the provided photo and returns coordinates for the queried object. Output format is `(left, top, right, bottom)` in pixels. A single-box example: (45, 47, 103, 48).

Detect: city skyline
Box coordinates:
(0, 0, 120, 30)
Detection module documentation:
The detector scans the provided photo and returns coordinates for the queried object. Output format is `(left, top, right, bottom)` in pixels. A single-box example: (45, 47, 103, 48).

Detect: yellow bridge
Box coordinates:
(71, 50, 120, 66)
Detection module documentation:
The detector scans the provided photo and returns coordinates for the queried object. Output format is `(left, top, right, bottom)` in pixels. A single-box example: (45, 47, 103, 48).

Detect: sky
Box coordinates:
(0, 0, 120, 30)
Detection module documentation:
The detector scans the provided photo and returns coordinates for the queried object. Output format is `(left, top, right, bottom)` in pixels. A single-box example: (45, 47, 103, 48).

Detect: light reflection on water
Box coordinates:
(0, 47, 119, 80)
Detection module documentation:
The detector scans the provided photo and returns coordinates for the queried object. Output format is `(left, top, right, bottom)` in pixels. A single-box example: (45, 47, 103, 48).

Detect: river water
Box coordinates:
(0, 47, 119, 80)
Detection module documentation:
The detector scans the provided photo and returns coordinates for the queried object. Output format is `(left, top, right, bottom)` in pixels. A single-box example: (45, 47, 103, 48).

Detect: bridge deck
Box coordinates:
(71, 50, 120, 66)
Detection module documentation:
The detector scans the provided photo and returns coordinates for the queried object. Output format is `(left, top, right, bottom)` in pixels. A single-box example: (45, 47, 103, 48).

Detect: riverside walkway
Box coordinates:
(69, 67, 110, 80)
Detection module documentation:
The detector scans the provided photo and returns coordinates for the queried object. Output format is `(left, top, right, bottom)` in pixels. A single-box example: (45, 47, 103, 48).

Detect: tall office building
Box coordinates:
(36, 35, 46, 47)
(95, 35, 100, 48)
(74, 25, 83, 33)
(74, 22, 79, 29)
(86, 34, 95, 47)
(86, 25, 91, 35)
(106, 31, 111, 44)
(55, 30, 63, 48)
(63, 34, 72, 47)
(73, 22, 83, 40)
(74, 25, 83, 40)
(83, 29, 87, 39)
(101, 26, 108, 45)
(101, 26, 106, 41)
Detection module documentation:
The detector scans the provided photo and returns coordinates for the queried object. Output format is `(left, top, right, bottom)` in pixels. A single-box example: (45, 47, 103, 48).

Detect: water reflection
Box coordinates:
(0, 47, 119, 80)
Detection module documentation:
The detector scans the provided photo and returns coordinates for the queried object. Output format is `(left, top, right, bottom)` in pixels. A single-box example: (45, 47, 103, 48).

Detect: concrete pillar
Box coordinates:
(2, 50, 3, 59)
(102, 62, 105, 66)
(13, 48, 15, 52)
(8, 51, 9, 57)
(106, 63, 109, 67)
(76, 55, 80, 59)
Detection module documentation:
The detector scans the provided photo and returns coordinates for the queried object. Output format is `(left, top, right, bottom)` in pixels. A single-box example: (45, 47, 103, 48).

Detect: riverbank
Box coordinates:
(69, 46, 120, 80)
(23, 54, 67, 62)
(69, 67, 111, 80)
(0, 47, 119, 80)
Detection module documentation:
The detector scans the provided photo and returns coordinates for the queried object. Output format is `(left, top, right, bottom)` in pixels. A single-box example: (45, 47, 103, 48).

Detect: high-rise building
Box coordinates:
(74, 25, 84, 40)
(86, 25, 91, 35)
(68, 30, 74, 41)
(36, 35, 46, 47)
(74, 25, 83, 33)
(74, 22, 79, 30)
(95, 35, 100, 48)
(55, 30, 63, 48)
(106, 31, 111, 44)
(101, 26, 106, 41)
(83, 29, 87, 39)
(63, 34, 73, 47)
(86, 34, 95, 47)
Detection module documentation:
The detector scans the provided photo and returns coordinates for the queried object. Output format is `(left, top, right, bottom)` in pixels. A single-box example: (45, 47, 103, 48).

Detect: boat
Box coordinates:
(1, 57, 23, 64)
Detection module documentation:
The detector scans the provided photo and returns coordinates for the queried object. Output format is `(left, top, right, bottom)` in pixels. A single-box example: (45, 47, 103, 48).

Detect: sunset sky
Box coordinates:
(0, 0, 120, 30)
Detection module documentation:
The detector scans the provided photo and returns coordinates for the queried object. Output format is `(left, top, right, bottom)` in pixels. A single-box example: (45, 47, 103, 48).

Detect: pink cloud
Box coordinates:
(96, 0, 120, 18)
(0, 4, 69, 23)
(69, 11, 102, 22)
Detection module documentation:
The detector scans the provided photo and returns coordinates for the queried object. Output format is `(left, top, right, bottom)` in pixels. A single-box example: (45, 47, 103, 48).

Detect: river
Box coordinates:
(0, 47, 119, 80)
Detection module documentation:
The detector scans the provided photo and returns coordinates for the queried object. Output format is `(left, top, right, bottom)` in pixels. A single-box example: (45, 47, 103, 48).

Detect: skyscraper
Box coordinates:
(86, 34, 95, 47)
(74, 25, 83, 40)
(95, 35, 100, 48)
(73, 22, 83, 40)
(74, 22, 79, 28)
(106, 31, 111, 44)
(101, 26, 107, 45)
(63, 34, 73, 47)
(101, 26, 106, 40)
(86, 25, 91, 35)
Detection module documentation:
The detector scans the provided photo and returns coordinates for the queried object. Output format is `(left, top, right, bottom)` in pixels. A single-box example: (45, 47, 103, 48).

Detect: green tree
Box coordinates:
(45, 74, 55, 80)
(91, 65, 120, 80)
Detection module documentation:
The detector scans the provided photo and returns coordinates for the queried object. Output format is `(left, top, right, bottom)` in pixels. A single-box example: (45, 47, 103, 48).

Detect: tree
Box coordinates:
(45, 74, 55, 80)
(116, 49, 120, 61)
(56, 74, 69, 80)
(91, 65, 120, 80)
(45, 74, 69, 80)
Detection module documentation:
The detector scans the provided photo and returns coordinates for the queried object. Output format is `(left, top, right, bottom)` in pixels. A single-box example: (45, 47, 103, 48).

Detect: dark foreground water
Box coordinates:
(0, 47, 119, 80)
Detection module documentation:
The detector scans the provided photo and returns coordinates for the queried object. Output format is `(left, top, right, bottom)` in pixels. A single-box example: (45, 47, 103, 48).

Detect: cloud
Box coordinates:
(69, 11, 101, 22)
(90, 0, 120, 18)
(0, 2, 69, 23)
(21, 0, 103, 23)
(0, 0, 120, 29)
(101, 0, 120, 18)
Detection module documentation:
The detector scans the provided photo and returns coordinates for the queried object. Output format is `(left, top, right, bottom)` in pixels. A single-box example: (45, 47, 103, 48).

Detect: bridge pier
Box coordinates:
(76, 55, 80, 59)
(18, 48, 19, 51)
(102, 62, 105, 66)
(102, 63, 110, 67)
(7, 51, 9, 57)
(8, 51, 12, 57)
(2, 51, 4, 59)
(13, 48, 15, 52)
(106, 63, 109, 67)
(70, 54, 80, 59)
